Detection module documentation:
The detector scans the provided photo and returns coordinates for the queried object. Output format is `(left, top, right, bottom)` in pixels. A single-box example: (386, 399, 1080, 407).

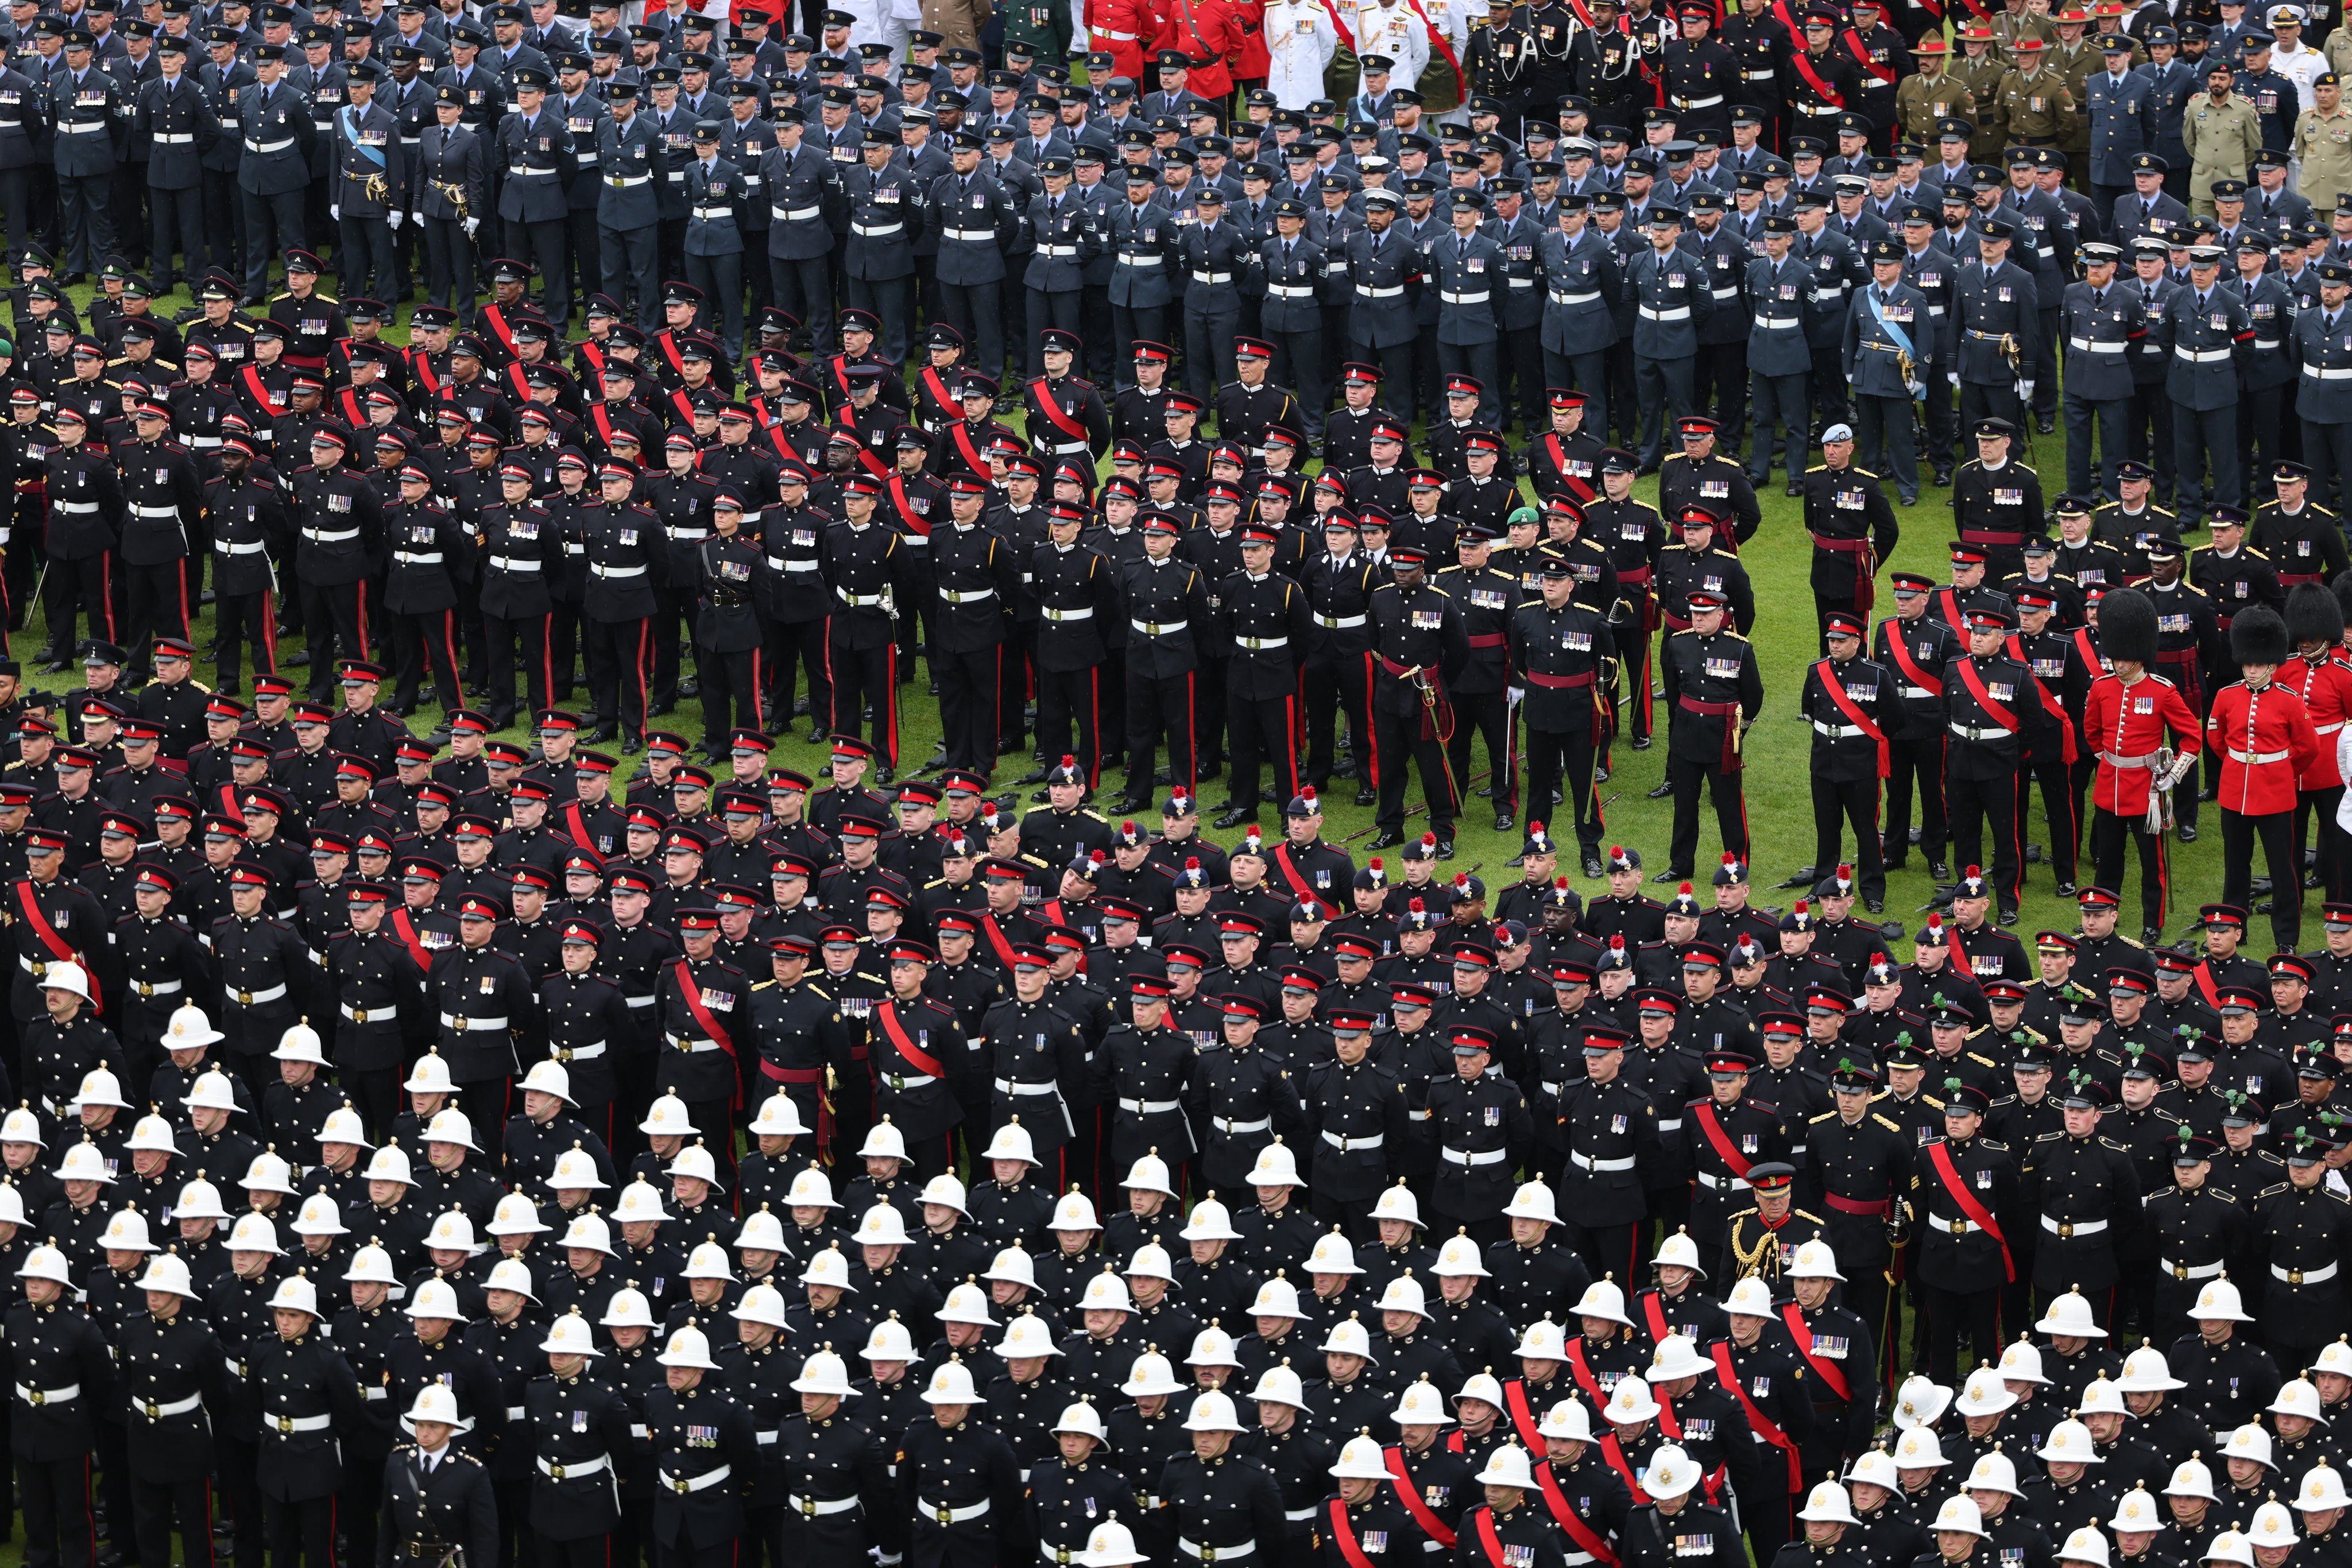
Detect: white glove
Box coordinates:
(1948, 370, 1960, 386)
(2019, 379, 2036, 400)
(330, 203, 341, 220)
(463, 216, 479, 239)
(386, 210, 403, 231)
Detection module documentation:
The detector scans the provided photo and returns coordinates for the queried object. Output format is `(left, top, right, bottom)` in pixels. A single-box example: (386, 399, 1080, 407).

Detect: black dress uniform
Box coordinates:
(1215, 557, 1313, 827)
(1800, 633, 1901, 906)
(1944, 624, 2036, 919)
(896, 1408, 1027, 1568)
(774, 1406, 896, 1567)
(1908, 1117, 2022, 1383)
(2249, 1151, 2352, 1369)
(1365, 563, 1472, 850)
(819, 508, 910, 769)
(521, 1362, 634, 1562)
(1507, 574, 1619, 867)
(119, 1304, 227, 1568)
(250, 1320, 370, 1568)
(378, 1441, 500, 1568)
(7, 1291, 119, 1568)
(1660, 606, 1764, 878)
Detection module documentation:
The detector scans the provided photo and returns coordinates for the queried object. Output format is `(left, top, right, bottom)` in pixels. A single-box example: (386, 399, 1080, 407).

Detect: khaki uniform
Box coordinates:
(2325, 26, 2352, 78)
(1997, 64, 2081, 145)
(2182, 90, 2264, 216)
(920, 0, 989, 49)
(2295, 104, 2352, 205)
(1991, 8, 2060, 61)
(2052, 36, 2100, 177)
(1956, 49, 2016, 146)
(1897, 67, 1983, 146)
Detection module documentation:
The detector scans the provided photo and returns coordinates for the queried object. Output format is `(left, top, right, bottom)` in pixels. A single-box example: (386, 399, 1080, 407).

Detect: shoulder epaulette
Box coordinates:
(1856, 467, 1881, 479)
(2119, 934, 2145, 947)
(2260, 1182, 2292, 1198)
(1871, 1113, 1903, 1132)
(1805, 463, 1827, 474)
(1809, 1109, 1835, 1123)
(1980, 1137, 2009, 1151)
(2033, 1128, 2063, 1141)
(751, 978, 775, 990)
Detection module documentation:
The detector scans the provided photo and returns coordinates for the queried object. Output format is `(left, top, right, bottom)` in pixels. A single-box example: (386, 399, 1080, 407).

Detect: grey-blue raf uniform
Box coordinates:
(135, 47, 212, 292)
(595, 85, 669, 329)
(1537, 218, 1622, 425)
(331, 67, 406, 307)
(1023, 160, 1099, 378)
(2059, 243, 2144, 498)
(1951, 214, 2041, 435)
(680, 124, 749, 349)
(1345, 193, 1424, 419)
(1431, 188, 1504, 427)
(491, 69, 578, 327)
(413, 83, 490, 323)
(926, 141, 1020, 384)
(760, 119, 843, 356)
(1745, 218, 1818, 486)
(2288, 260, 2352, 511)
(233, 56, 315, 303)
(47, 36, 130, 278)
(841, 132, 924, 364)
(1623, 208, 1715, 468)
(1175, 188, 1258, 403)
(1842, 237, 1938, 501)
(1105, 178, 1181, 381)
(2156, 250, 2256, 525)
(1258, 202, 1329, 439)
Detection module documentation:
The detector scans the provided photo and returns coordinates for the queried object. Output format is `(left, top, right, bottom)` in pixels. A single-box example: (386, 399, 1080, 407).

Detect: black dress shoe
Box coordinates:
(2144, 924, 2164, 942)
(1630, 735, 1651, 750)
(1595, 763, 1610, 783)
(1777, 868, 1818, 889)
(1354, 785, 1376, 807)
(2056, 881, 2076, 897)
(1931, 861, 1952, 881)
(2177, 824, 2199, 842)
(1494, 811, 1514, 833)
(877, 766, 894, 784)
(1369, 828, 1407, 848)
(1213, 806, 1254, 829)
(621, 734, 642, 754)
(1999, 906, 2019, 926)
(1333, 757, 1358, 780)
(587, 723, 619, 742)
(283, 650, 312, 668)
(1785, 482, 1803, 497)
(1865, 898, 1884, 914)
(1112, 792, 1152, 813)
(38, 659, 68, 674)
(1646, 780, 1672, 799)
(1016, 764, 1051, 785)
(1652, 869, 1682, 883)
(1434, 838, 1456, 860)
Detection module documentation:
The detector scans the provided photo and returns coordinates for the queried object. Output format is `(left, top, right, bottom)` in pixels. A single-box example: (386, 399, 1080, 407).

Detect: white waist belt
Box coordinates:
(1572, 1151, 1637, 1172)
(692, 206, 734, 220)
(1321, 1129, 1383, 1151)
(1550, 290, 1601, 304)
(1042, 606, 1094, 621)
(1641, 305, 1692, 320)
(538, 1454, 610, 1479)
(1180, 1539, 1255, 1561)
(152, 133, 195, 144)
(2177, 346, 2233, 362)
(1929, 1213, 1976, 1233)
(2160, 1257, 2226, 1280)
(667, 528, 710, 541)
(2229, 748, 2290, 764)
(394, 551, 444, 566)
(303, 527, 361, 543)
(362, 1387, 386, 1401)
(1711, 287, 1739, 300)
(942, 227, 996, 241)
(2041, 1215, 2110, 1236)
(243, 137, 294, 152)
(853, 222, 903, 237)
(440, 1013, 510, 1031)
(793, 1493, 861, 1514)
(1315, 614, 1366, 628)
(1235, 635, 1288, 649)
(1440, 290, 1490, 304)
(1674, 93, 1724, 107)
(1357, 284, 1404, 297)
(1267, 283, 1317, 298)
(128, 978, 182, 997)
(1132, 618, 1187, 634)
(1214, 1115, 1271, 1134)
(1121, 254, 1164, 265)
(2319, 721, 2346, 735)
(1442, 1146, 1507, 1166)
(1951, 723, 2015, 741)
(592, 564, 647, 578)
(782, 559, 819, 573)
(265, 1411, 333, 1434)
(1657, 1117, 1682, 1131)
(2277, 1261, 2340, 1284)
(2069, 338, 2129, 353)
(838, 589, 885, 606)
(995, 1078, 1059, 1095)
(228, 984, 289, 1004)
(1039, 245, 1078, 257)
(1119, 1096, 1181, 1114)
(1191, 270, 1232, 284)
(667, 1036, 725, 1054)
(1696, 1171, 1750, 1190)
(14, 1384, 77, 1406)
(1813, 722, 1869, 738)
(776, 206, 822, 222)
(922, 1497, 990, 1523)
(663, 1466, 732, 1493)
(490, 556, 541, 572)
(506, 1406, 527, 1421)
(550, 1042, 606, 1062)
(134, 504, 181, 518)
(608, 175, 651, 186)
(339, 1001, 396, 1023)
(55, 502, 98, 514)
(2304, 365, 2352, 379)
(942, 588, 995, 604)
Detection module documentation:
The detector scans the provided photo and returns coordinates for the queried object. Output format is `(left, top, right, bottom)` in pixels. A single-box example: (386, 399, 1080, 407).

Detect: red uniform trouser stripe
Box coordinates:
(261, 589, 277, 671)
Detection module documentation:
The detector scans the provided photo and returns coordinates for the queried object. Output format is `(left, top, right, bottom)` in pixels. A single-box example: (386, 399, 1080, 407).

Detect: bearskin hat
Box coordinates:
(2231, 603, 2290, 669)
(2096, 585, 2159, 668)
(2289, 581, 2344, 651)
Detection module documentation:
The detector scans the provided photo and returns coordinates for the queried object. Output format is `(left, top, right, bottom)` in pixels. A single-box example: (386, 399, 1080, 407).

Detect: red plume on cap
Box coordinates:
(1966, 864, 1982, 879)
(1678, 882, 1693, 896)
(1722, 851, 1736, 865)
(1795, 899, 1809, 915)
(1837, 863, 1853, 880)
(1454, 872, 1469, 888)
(1927, 913, 1944, 930)
(1061, 755, 1076, 768)
(1610, 935, 1626, 950)
(1555, 876, 1568, 888)
(1090, 850, 1105, 865)
(1186, 857, 1200, 869)
(1610, 845, 1624, 858)
(1422, 833, 1436, 847)
(1370, 857, 1383, 870)
(1302, 786, 1317, 804)
(1122, 822, 1136, 835)
(1410, 897, 1425, 912)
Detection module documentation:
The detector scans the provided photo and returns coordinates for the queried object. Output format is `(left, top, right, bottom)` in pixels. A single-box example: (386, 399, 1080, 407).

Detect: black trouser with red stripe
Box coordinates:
(1039, 666, 1107, 786)
(1667, 755, 1748, 875)
(123, 558, 191, 671)
(763, 610, 830, 731)
(699, 646, 762, 741)
(213, 588, 276, 689)
(2018, 749, 2079, 889)
(826, 632, 896, 766)
(1947, 766, 2022, 912)
(1227, 688, 1299, 816)
(19, 1453, 95, 1568)
(2094, 805, 2170, 932)
(41, 552, 115, 657)
(1526, 723, 1604, 854)
(296, 576, 368, 703)
(1125, 669, 1196, 801)
(1445, 690, 1515, 816)
(389, 607, 462, 710)
(937, 644, 1002, 775)
(261, 1494, 333, 1568)
(481, 610, 553, 726)
(2225, 807, 2301, 951)
(1882, 733, 1947, 868)
(1303, 653, 1372, 790)
(583, 614, 652, 740)
(130, 1474, 212, 1568)
(1812, 771, 1885, 904)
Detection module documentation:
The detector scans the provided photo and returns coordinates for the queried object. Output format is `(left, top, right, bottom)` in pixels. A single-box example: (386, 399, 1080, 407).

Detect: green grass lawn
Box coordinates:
(56, 273, 2254, 944)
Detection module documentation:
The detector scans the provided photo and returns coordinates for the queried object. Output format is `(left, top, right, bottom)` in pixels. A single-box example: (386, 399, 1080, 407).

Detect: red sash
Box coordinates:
(410, 349, 444, 398)
(334, 388, 365, 427)
(14, 881, 96, 1015)
(1502, 1381, 1545, 1453)
(831, 355, 856, 408)
(1770, 0, 1803, 40)
(1471, 1511, 1509, 1568)
(1562, 1339, 1609, 1408)
(851, 441, 892, 481)
(980, 912, 1022, 970)
(876, 1001, 949, 1079)
(581, 339, 609, 377)
(950, 420, 992, 478)
(1778, 1302, 1853, 1403)
(1028, 378, 1090, 443)
(667, 389, 698, 430)
(2074, 626, 2107, 677)
(506, 363, 536, 408)
(2007, 634, 2080, 764)
(482, 303, 520, 359)
(1926, 1139, 2015, 1281)
(1596, 1435, 1650, 1503)
(1707, 1341, 1802, 1489)
(662, 334, 689, 381)
(1691, 1102, 1752, 1182)
(1789, 47, 1846, 107)
(672, 960, 741, 1106)
(1953, 657, 2021, 734)
(1881, 622, 1944, 696)
(1327, 1500, 1380, 1568)
(1537, 1465, 1621, 1568)
(389, 908, 432, 971)
(238, 366, 277, 420)
(1383, 1449, 1458, 1548)
(1813, 658, 1890, 778)
(886, 474, 933, 539)
(2195, 961, 2225, 1012)
(921, 365, 961, 420)
(591, 404, 621, 451)
(1842, 26, 1897, 83)
(1545, 434, 1596, 504)
(1640, 1291, 1670, 1344)
(1272, 843, 1340, 919)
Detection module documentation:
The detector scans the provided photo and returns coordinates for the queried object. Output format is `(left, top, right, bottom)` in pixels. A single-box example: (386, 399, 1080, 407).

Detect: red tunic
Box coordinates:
(1086, 0, 1156, 82)
(2085, 671, 2203, 816)
(2206, 680, 2322, 816)
(2281, 653, 2352, 791)
(1154, 0, 1244, 96)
